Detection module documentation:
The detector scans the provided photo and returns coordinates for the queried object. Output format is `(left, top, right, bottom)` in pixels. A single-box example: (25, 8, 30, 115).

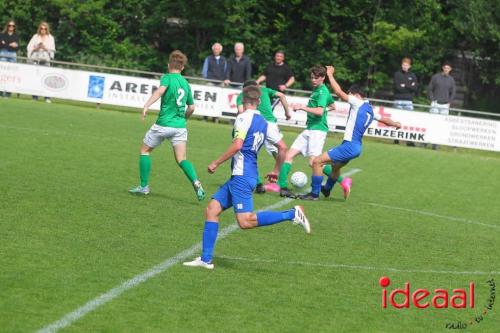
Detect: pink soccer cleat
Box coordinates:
(264, 182, 280, 193)
(340, 177, 352, 200)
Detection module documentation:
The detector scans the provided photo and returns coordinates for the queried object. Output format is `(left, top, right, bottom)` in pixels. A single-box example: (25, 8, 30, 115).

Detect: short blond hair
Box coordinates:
(169, 50, 188, 70)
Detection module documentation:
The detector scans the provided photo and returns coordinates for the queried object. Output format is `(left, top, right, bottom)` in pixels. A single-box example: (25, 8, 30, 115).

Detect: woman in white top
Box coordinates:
(27, 21, 56, 102)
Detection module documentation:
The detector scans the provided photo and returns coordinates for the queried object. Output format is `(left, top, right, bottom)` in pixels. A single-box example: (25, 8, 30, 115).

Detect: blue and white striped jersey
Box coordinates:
(231, 109, 281, 179)
(343, 95, 381, 143)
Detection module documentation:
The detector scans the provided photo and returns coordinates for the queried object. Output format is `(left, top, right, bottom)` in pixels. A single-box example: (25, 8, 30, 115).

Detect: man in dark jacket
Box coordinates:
(256, 51, 295, 109)
(393, 57, 418, 110)
(201, 43, 227, 83)
(393, 57, 418, 146)
(224, 42, 251, 86)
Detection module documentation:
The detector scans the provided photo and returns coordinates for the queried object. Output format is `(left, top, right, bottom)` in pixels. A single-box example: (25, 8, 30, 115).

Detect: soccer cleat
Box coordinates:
(183, 257, 214, 270)
(193, 180, 205, 201)
(129, 185, 150, 195)
(280, 188, 297, 198)
(298, 192, 319, 201)
(255, 183, 266, 194)
(340, 177, 352, 200)
(292, 205, 311, 234)
(321, 185, 331, 198)
(264, 182, 280, 193)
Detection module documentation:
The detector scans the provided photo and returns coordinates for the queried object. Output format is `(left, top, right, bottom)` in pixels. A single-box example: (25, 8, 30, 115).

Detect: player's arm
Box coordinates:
(376, 115, 401, 129)
(294, 105, 323, 116)
(142, 86, 167, 120)
(208, 138, 244, 173)
(185, 87, 195, 118)
(256, 75, 266, 84)
(185, 104, 195, 118)
(326, 66, 349, 102)
(275, 92, 291, 120)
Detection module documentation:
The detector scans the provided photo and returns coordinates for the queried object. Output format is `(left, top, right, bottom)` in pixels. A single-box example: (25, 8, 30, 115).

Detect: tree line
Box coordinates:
(1, 0, 498, 111)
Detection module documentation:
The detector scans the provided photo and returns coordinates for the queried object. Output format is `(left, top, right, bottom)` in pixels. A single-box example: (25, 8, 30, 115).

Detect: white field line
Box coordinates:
(35, 169, 364, 332)
(367, 202, 500, 230)
(218, 255, 500, 276)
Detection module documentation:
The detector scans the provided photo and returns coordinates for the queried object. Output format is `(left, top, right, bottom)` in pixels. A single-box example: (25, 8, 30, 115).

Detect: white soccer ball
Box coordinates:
(290, 171, 308, 188)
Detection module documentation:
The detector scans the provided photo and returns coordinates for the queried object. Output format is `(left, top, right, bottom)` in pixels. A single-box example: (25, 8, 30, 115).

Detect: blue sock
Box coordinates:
(311, 175, 324, 197)
(201, 221, 219, 263)
(324, 177, 337, 191)
(257, 209, 295, 227)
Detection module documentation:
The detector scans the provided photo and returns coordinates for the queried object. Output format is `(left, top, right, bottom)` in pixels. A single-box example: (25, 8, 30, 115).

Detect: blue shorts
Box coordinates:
(212, 176, 257, 213)
(327, 141, 362, 164)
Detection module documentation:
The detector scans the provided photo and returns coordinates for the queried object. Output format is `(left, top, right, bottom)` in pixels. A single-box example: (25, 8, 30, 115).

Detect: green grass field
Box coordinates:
(1, 98, 499, 332)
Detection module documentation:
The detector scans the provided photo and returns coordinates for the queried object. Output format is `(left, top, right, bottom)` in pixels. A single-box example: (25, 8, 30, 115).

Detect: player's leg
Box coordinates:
(322, 164, 348, 187)
(171, 130, 205, 201)
(184, 181, 232, 269)
(298, 152, 332, 200)
(130, 126, 161, 194)
(231, 177, 311, 233)
(278, 147, 301, 197)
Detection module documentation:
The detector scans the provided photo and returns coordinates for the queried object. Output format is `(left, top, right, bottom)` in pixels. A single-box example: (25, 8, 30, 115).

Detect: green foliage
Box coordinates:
(0, 0, 498, 110)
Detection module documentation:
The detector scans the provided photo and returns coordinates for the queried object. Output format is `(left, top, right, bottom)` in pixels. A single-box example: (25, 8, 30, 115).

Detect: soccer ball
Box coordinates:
(290, 171, 308, 188)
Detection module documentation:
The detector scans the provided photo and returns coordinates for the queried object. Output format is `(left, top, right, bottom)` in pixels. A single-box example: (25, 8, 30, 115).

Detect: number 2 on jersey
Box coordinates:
(176, 88, 185, 106)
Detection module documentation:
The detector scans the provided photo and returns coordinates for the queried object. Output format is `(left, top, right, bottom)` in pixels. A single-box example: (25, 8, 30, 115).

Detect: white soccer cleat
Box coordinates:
(293, 205, 311, 234)
(183, 257, 214, 270)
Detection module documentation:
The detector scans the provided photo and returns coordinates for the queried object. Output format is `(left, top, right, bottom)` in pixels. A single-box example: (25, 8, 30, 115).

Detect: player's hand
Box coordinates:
(223, 80, 230, 86)
(285, 111, 292, 120)
(278, 84, 287, 92)
(326, 66, 334, 76)
(327, 103, 336, 112)
(394, 122, 402, 130)
(208, 162, 218, 174)
(265, 172, 278, 183)
(293, 104, 304, 112)
(141, 107, 148, 120)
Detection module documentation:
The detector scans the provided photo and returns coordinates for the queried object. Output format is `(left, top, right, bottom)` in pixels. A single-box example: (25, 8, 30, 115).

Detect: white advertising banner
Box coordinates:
(1, 61, 499, 152)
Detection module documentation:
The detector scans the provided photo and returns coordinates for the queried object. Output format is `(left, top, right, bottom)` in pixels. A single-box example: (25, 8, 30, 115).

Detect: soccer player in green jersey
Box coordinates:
(278, 65, 348, 198)
(236, 80, 291, 193)
(129, 50, 205, 201)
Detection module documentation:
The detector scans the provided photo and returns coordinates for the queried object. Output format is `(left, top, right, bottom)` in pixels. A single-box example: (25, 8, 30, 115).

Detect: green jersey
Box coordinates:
(156, 73, 194, 128)
(236, 87, 278, 123)
(306, 84, 334, 132)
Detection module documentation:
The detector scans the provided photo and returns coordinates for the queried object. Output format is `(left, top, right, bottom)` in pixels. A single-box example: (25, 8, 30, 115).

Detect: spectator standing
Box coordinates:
(393, 57, 418, 146)
(256, 51, 295, 108)
(224, 42, 251, 86)
(201, 42, 227, 84)
(427, 61, 456, 149)
(27, 21, 56, 103)
(428, 61, 456, 115)
(0, 20, 20, 97)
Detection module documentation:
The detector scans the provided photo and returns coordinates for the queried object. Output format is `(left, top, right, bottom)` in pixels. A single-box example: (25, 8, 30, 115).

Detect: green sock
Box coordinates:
(278, 162, 292, 188)
(140, 154, 151, 187)
(179, 160, 198, 183)
(323, 164, 343, 183)
(323, 164, 332, 177)
(257, 175, 263, 186)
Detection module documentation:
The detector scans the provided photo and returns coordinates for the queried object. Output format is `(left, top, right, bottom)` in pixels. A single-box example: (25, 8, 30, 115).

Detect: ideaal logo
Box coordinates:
(379, 277, 496, 330)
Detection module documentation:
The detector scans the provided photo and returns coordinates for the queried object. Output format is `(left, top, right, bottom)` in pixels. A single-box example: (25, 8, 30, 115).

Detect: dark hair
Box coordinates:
(310, 65, 326, 78)
(348, 84, 366, 97)
(442, 61, 452, 68)
(242, 86, 261, 105)
(243, 80, 258, 88)
(169, 50, 188, 70)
